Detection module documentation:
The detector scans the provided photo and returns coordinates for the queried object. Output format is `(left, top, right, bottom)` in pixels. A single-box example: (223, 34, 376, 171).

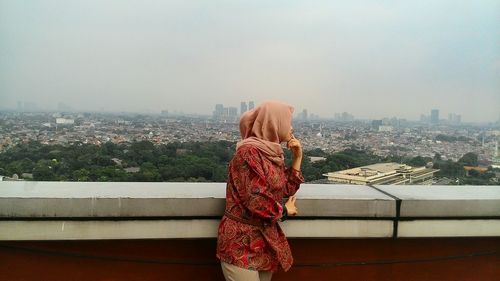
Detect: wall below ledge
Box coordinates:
(1, 238, 499, 281)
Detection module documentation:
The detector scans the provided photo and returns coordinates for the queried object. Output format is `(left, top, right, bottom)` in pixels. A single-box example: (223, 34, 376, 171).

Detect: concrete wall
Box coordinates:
(1, 182, 499, 240)
(1, 182, 500, 281)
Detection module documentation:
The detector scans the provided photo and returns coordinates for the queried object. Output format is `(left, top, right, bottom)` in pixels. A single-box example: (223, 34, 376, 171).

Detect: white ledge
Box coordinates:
(1, 182, 500, 240)
(0, 219, 394, 240)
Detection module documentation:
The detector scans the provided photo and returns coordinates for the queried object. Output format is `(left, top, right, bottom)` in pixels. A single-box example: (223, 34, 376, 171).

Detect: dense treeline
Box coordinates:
(0, 141, 497, 184)
(0, 141, 233, 182)
(0, 140, 386, 182)
(432, 152, 498, 185)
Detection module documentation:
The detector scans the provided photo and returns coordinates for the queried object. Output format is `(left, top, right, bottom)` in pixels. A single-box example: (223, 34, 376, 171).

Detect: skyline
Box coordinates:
(0, 0, 499, 122)
(5, 100, 494, 124)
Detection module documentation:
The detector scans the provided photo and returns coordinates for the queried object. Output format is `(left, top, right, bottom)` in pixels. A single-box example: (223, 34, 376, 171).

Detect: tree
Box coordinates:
(406, 156, 429, 167)
(458, 152, 478, 166)
(33, 160, 58, 181)
(72, 168, 90, 181)
(135, 162, 160, 181)
(5, 158, 34, 176)
(3, 139, 495, 185)
(433, 153, 442, 162)
(436, 160, 465, 178)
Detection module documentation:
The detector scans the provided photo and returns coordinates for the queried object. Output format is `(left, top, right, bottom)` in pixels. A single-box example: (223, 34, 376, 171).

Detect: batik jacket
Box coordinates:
(216, 145, 304, 272)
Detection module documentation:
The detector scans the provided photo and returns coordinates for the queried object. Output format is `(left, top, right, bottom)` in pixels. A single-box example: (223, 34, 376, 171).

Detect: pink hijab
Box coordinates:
(237, 101, 294, 165)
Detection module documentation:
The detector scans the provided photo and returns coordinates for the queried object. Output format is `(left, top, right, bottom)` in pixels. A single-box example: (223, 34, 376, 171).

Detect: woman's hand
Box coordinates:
(287, 137, 303, 171)
(287, 137, 303, 159)
(285, 195, 298, 216)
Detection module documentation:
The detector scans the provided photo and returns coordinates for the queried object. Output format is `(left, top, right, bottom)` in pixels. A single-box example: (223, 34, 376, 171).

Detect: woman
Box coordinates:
(216, 101, 304, 281)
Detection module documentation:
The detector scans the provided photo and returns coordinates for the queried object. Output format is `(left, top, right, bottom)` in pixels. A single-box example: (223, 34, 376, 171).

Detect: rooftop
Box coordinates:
(323, 162, 439, 185)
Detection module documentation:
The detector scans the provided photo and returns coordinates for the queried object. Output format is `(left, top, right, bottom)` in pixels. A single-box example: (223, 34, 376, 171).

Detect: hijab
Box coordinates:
(236, 101, 294, 165)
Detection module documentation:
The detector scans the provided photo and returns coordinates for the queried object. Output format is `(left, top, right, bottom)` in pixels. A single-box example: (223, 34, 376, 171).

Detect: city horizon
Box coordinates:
(2, 100, 499, 124)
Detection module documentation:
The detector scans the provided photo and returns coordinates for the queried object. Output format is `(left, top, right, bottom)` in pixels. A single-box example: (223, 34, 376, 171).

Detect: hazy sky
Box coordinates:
(0, 0, 499, 122)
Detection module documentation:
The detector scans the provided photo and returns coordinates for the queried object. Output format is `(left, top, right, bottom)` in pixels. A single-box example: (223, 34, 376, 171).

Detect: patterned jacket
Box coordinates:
(216, 145, 304, 272)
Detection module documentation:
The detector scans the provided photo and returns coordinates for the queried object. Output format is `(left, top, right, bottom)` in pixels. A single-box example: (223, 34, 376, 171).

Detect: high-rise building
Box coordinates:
(448, 113, 461, 124)
(341, 112, 354, 122)
(15, 101, 41, 112)
(248, 101, 255, 110)
(431, 109, 439, 124)
(214, 103, 241, 122)
(58, 102, 72, 111)
(213, 104, 224, 118)
(240, 102, 247, 115)
(371, 120, 382, 130)
(228, 107, 238, 118)
(302, 109, 308, 120)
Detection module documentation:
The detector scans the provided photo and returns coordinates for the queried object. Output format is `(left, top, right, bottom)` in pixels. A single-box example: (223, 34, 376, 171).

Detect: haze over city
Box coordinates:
(0, 0, 499, 122)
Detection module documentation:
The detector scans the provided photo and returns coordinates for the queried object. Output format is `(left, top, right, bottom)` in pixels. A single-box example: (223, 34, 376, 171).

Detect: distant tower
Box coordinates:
(240, 102, 247, 115)
(430, 109, 439, 124)
(248, 101, 255, 110)
(58, 102, 72, 112)
(302, 109, 308, 120)
(214, 104, 224, 119)
(372, 120, 383, 131)
(228, 107, 238, 118)
(496, 140, 499, 158)
(316, 124, 323, 137)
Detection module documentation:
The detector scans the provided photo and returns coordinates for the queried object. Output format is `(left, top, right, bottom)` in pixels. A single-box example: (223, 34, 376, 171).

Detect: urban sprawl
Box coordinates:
(2, 104, 499, 168)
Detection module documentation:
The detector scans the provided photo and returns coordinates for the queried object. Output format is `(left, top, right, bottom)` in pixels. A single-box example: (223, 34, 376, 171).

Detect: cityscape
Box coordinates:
(1, 1, 499, 279)
(3, 102, 500, 160)
(1, 101, 499, 184)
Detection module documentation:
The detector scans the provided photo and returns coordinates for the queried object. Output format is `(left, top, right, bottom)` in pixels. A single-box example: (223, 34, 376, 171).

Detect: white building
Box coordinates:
(323, 163, 439, 185)
(55, 118, 75, 125)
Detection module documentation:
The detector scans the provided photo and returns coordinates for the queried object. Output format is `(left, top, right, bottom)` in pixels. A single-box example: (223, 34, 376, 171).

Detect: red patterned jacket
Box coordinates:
(216, 145, 304, 272)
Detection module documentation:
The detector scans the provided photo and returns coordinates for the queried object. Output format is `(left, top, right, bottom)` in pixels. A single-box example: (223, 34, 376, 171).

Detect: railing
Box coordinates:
(1, 182, 499, 240)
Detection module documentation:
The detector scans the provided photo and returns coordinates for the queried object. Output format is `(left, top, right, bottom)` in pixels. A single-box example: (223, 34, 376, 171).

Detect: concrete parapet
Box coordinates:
(1, 182, 499, 240)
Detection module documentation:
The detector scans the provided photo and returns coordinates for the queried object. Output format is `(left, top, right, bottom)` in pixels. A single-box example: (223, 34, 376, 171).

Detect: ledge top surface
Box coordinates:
(0, 182, 394, 201)
(374, 185, 500, 200)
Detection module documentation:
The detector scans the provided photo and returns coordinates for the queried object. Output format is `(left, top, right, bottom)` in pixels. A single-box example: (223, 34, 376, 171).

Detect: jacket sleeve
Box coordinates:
(229, 148, 284, 223)
(283, 167, 305, 197)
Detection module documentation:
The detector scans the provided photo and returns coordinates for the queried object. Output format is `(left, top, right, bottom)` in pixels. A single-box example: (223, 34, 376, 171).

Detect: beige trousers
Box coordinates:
(221, 262, 273, 281)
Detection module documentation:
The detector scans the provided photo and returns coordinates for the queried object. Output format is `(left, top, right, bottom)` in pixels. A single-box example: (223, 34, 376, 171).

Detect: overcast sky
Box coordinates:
(0, 0, 499, 122)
